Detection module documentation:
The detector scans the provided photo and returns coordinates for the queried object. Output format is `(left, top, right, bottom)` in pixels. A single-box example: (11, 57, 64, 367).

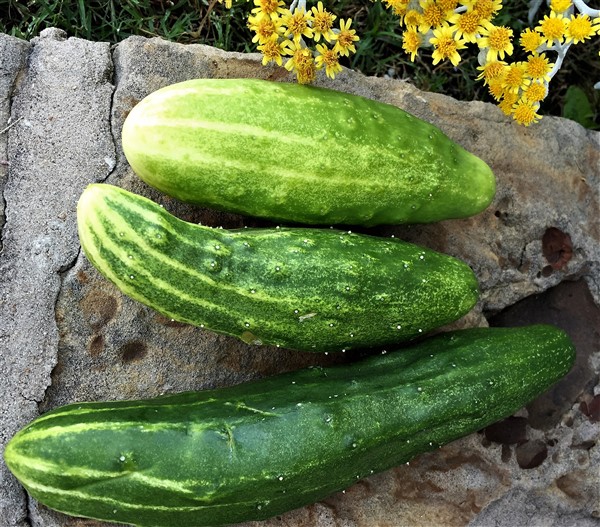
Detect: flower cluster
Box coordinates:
(218, 0, 359, 83)
(385, 0, 600, 125)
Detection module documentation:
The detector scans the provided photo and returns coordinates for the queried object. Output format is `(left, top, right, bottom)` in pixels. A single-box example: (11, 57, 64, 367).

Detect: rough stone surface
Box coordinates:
(0, 28, 114, 526)
(0, 33, 30, 243)
(0, 30, 599, 527)
(0, 30, 33, 527)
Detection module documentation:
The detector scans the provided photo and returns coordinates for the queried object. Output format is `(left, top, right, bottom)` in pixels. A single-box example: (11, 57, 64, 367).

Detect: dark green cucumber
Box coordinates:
(76, 184, 479, 352)
(4, 325, 575, 527)
(122, 78, 495, 226)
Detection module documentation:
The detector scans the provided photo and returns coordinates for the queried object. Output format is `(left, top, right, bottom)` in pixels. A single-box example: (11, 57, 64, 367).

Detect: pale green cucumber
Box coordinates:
(122, 78, 495, 226)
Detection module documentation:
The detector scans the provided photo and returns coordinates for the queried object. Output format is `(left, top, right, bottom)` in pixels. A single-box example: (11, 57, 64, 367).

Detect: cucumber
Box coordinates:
(76, 184, 479, 353)
(4, 325, 575, 527)
(121, 78, 495, 226)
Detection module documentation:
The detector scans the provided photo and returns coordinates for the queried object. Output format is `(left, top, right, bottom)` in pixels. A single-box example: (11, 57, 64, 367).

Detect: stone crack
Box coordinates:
(0, 41, 31, 255)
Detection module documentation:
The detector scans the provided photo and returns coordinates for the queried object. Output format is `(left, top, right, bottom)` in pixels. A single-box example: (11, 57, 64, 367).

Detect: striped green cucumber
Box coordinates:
(5, 325, 575, 527)
(77, 183, 479, 352)
(121, 78, 495, 226)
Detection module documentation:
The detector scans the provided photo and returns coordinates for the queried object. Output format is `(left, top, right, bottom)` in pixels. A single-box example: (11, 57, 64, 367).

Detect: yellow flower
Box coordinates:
(525, 53, 553, 81)
(565, 14, 596, 44)
(315, 43, 343, 79)
(251, 0, 286, 19)
(311, 2, 337, 42)
(522, 81, 548, 103)
(284, 42, 316, 84)
(385, 0, 411, 18)
(429, 24, 467, 66)
(447, 10, 486, 43)
(519, 28, 544, 53)
(457, 0, 477, 9)
(333, 19, 360, 56)
(478, 22, 514, 61)
(282, 8, 314, 43)
(502, 62, 530, 93)
(257, 35, 291, 66)
(419, 0, 448, 33)
(536, 11, 566, 45)
(549, 0, 572, 13)
(402, 28, 423, 61)
(438, 0, 460, 13)
(472, 0, 503, 19)
(512, 99, 541, 126)
(488, 77, 507, 100)
(476, 59, 507, 84)
(249, 13, 284, 43)
(498, 91, 518, 115)
(404, 9, 423, 28)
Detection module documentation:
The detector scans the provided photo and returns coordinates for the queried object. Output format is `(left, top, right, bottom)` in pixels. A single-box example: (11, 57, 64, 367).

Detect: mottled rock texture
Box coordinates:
(1, 29, 599, 527)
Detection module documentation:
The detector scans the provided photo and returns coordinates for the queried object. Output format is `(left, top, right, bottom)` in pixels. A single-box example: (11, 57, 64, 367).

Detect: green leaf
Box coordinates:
(562, 86, 596, 129)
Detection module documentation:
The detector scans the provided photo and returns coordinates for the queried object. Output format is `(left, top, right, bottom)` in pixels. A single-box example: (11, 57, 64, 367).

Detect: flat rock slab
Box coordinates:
(1, 28, 599, 527)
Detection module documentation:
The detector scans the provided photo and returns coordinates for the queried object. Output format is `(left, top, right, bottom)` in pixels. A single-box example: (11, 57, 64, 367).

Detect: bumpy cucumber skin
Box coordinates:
(122, 79, 495, 226)
(77, 184, 479, 352)
(4, 325, 574, 527)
